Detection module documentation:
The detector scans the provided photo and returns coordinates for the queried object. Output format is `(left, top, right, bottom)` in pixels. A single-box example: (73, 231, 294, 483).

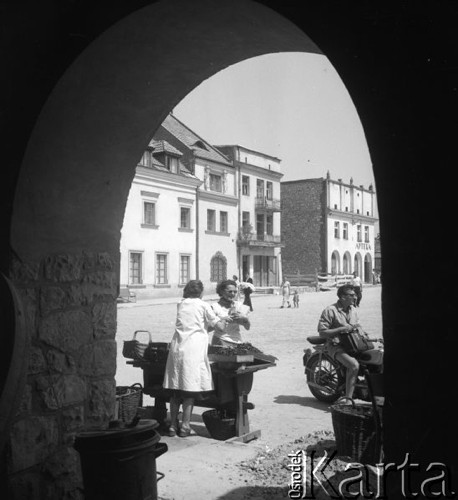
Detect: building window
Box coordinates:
(129, 252, 142, 284)
(256, 213, 264, 240)
(207, 209, 216, 231)
(143, 202, 155, 225)
(220, 211, 228, 233)
(156, 254, 168, 284)
(266, 214, 273, 235)
(180, 207, 191, 229)
(139, 151, 150, 167)
(166, 156, 179, 173)
(256, 179, 264, 198)
(364, 226, 370, 242)
(210, 252, 227, 282)
(343, 222, 348, 240)
(357, 225, 362, 242)
(242, 175, 250, 195)
(334, 221, 340, 238)
(266, 181, 273, 200)
(179, 255, 190, 285)
(242, 211, 250, 227)
(209, 173, 222, 192)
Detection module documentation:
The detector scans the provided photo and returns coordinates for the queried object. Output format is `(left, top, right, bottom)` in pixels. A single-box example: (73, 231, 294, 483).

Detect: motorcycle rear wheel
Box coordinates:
(306, 353, 344, 403)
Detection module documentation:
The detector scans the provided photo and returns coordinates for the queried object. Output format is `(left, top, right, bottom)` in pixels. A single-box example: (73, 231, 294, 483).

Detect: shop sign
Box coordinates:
(355, 242, 371, 251)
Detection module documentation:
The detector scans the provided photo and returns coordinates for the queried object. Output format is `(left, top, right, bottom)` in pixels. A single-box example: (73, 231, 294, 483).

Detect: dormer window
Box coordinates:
(193, 140, 208, 151)
(166, 156, 179, 173)
(139, 150, 151, 167)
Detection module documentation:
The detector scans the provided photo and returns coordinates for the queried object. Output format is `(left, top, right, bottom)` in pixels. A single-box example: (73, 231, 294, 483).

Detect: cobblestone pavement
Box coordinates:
(115, 285, 383, 500)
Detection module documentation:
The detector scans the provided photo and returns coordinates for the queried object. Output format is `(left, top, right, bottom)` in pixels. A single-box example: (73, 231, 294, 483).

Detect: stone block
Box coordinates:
(86, 379, 116, 427)
(43, 254, 83, 282)
(28, 346, 47, 375)
(10, 257, 40, 282)
(39, 310, 92, 351)
(15, 383, 32, 416)
(82, 251, 115, 271)
(36, 374, 86, 410)
(9, 416, 59, 472)
(42, 447, 84, 500)
(15, 287, 38, 339)
(62, 405, 85, 434)
(78, 340, 117, 377)
(92, 301, 116, 340)
(46, 349, 76, 374)
(7, 471, 41, 500)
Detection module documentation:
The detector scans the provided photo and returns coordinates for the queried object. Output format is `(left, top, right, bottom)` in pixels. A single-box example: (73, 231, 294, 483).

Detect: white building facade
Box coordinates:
(216, 145, 283, 287)
(326, 174, 377, 282)
(119, 140, 201, 298)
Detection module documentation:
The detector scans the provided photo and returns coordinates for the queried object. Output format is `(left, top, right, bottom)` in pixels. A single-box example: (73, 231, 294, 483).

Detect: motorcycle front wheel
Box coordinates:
(306, 353, 344, 403)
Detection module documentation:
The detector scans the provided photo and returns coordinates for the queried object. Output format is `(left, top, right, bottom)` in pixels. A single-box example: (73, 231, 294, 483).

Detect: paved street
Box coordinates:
(115, 285, 383, 500)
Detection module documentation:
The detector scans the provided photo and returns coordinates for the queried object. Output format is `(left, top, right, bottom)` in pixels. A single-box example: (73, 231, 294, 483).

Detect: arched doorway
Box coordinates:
(331, 250, 340, 275)
(353, 252, 362, 279)
(343, 251, 352, 275)
(364, 252, 372, 283)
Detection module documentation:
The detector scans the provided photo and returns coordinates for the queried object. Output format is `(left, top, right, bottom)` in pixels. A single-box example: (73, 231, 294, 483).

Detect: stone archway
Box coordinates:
(5, 1, 323, 496)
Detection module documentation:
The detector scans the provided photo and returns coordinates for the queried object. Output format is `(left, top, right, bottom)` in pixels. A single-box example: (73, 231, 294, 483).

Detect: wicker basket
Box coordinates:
(331, 397, 382, 465)
(122, 330, 152, 361)
(202, 409, 236, 441)
(115, 383, 143, 424)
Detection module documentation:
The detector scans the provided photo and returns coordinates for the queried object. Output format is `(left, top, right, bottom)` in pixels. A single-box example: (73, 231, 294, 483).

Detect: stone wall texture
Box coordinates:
(281, 180, 327, 275)
(7, 251, 118, 499)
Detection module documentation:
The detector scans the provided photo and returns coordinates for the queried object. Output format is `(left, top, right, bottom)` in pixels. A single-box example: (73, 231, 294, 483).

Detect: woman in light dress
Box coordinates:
(163, 280, 225, 437)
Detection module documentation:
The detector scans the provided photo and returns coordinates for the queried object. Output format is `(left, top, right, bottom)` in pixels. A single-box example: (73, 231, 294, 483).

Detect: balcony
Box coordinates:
(255, 197, 281, 212)
(237, 231, 284, 247)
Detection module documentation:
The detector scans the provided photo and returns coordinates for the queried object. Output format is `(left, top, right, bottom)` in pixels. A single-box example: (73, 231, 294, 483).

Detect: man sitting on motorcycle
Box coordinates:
(317, 284, 361, 400)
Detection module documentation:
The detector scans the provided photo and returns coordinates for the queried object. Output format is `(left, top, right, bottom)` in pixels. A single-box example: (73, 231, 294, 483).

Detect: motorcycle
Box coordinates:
(303, 334, 384, 403)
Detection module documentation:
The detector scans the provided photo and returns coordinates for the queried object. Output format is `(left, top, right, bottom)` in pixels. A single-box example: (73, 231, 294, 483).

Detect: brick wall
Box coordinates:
(281, 179, 326, 275)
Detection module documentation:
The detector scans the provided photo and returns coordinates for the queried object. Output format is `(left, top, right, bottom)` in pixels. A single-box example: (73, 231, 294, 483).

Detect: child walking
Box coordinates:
(292, 290, 299, 308)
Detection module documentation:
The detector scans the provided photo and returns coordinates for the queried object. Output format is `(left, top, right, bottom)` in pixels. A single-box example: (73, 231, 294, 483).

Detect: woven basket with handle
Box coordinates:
(331, 396, 382, 465)
(115, 383, 143, 424)
(122, 330, 152, 361)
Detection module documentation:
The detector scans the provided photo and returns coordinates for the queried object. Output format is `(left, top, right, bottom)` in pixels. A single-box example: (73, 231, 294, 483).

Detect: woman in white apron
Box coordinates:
(163, 280, 225, 437)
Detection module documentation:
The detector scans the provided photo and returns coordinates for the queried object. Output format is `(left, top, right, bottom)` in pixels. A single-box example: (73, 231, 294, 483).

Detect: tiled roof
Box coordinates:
(161, 114, 232, 167)
(150, 139, 183, 156)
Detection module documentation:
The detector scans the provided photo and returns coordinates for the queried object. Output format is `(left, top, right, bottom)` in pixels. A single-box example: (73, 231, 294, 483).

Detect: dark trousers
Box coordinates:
(243, 291, 253, 311)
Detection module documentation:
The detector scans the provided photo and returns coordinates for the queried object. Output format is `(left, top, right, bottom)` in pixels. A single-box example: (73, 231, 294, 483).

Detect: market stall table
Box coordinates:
(127, 345, 276, 442)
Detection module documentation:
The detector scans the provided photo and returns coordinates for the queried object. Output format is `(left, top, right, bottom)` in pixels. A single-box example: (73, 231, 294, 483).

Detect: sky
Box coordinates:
(173, 52, 376, 190)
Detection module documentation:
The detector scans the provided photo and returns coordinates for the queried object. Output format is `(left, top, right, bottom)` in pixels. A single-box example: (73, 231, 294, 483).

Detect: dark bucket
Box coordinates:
(74, 421, 167, 500)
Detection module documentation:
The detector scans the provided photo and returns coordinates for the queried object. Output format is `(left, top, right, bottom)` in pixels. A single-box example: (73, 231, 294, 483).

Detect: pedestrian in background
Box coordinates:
(351, 272, 362, 307)
(242, 274, 254, 312)
(280, 278, 291, 308)
(232, 274, 241, 301)
(292, 289, 299, 308)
